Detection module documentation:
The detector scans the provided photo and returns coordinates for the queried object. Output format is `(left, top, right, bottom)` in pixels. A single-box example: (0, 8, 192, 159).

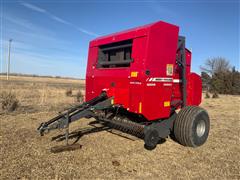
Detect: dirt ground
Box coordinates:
(0, 76, 240, 179)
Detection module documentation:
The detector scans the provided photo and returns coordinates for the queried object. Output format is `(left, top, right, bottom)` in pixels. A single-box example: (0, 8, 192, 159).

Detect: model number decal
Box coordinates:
(147, 83, 156, 86)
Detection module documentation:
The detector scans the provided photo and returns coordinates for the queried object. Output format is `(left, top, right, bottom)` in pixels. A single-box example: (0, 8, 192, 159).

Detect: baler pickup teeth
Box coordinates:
(97, 116, 145, 138)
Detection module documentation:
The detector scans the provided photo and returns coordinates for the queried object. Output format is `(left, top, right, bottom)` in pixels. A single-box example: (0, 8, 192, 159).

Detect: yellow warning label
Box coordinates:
(139, 102, 142, 113)
(164, 101, 170, 107)
(166, 64, 173, 76)
(131, 71, 138, 77)
(111, 99, 114, 105)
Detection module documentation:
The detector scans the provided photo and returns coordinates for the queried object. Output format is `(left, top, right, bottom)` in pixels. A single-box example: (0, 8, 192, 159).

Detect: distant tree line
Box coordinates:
(201, 57, 240, 95)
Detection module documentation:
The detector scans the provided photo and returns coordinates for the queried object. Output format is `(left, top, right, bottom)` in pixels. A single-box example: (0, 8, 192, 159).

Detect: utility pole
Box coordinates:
(7, 39, 12, 80)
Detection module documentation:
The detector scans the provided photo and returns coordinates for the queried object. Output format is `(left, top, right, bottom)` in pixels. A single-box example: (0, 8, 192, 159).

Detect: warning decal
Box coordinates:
(166, 64, 173, 76)
(131, 71, 138, 77)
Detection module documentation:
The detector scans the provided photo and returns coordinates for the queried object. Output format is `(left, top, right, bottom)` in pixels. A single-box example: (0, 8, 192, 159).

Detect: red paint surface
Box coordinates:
(86, 21, 202, 120)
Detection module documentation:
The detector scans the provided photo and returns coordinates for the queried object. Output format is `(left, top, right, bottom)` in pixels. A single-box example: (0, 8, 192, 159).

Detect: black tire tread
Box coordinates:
(174, 106, 206, 147)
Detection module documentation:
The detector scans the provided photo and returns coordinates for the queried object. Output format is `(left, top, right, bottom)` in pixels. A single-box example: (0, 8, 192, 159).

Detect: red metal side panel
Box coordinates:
(129, 37, 148, 113)
(95, 68, 130, 108)
(87, 66, 130, 108)
(142, 22, 179, 120)
(86, 36, 149, 108)
(85, 46, 97, 101)
(187, 73, 202, 106)
(86, 23, 150, 105)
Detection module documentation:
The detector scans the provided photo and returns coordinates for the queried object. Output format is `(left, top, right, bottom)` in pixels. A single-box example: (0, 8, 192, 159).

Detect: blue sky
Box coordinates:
(0, 0, 239, 78)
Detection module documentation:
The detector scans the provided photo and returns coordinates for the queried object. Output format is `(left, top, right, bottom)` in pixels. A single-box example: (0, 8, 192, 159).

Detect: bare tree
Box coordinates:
(200, 57, 231, 76)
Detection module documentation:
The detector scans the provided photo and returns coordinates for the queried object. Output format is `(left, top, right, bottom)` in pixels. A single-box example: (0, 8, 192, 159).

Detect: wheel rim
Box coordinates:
(151, 134, 156, 143)
(196, 120, 206, 137)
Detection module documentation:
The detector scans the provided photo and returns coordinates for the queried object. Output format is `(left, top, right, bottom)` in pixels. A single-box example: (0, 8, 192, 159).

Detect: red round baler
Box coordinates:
(38, 21, 210, 150)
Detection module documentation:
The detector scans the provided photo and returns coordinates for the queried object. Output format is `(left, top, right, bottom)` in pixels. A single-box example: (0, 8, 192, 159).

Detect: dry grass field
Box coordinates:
(0, 75, 239, 179)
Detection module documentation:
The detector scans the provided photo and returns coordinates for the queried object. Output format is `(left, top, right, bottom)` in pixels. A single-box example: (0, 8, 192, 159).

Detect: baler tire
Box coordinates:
(174, 106, 210, 147)
(144, 129, 159, 150)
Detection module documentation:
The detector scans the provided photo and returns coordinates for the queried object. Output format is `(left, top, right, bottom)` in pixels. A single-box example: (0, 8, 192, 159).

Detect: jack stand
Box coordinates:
(65, 111, 70, 146)
(50, 112, 82, 153)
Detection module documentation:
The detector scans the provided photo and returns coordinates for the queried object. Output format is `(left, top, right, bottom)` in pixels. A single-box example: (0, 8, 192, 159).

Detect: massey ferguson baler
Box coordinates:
(38, 21, 210, 150)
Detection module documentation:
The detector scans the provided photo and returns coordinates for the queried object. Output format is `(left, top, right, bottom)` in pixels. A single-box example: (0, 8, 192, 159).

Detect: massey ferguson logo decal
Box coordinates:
(146, 77, 181, 83)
